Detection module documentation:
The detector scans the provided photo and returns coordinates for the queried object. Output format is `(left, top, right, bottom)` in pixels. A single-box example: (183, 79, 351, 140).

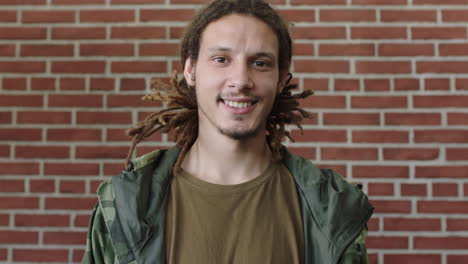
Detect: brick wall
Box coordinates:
(1, 0, 467, 263)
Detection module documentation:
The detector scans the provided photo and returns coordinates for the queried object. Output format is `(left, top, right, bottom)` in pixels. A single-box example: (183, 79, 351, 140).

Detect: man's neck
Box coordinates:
(181, 131, 273, 185)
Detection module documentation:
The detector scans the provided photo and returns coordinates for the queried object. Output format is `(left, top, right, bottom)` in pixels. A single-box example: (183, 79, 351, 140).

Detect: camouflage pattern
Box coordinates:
(82, 147, 373, 264)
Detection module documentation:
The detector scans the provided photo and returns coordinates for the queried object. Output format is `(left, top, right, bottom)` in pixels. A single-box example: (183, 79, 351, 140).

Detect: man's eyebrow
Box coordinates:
(207, 47, 232, 52)
(207, 47, 276, 60)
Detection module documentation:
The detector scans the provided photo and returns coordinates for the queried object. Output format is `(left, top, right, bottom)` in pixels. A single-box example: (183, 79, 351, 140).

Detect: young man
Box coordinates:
(82, 0, 374, 263)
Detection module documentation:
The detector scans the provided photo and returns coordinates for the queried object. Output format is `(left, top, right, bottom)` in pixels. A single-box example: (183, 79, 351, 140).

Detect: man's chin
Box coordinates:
(218, 127, 261, 140)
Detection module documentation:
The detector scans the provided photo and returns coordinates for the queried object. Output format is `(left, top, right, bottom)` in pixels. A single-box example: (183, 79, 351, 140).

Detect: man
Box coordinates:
(82, 0, 374, 263)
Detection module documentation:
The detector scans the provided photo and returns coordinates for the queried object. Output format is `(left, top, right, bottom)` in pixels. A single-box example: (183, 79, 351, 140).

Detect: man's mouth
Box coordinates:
(222, 100, 256, 108)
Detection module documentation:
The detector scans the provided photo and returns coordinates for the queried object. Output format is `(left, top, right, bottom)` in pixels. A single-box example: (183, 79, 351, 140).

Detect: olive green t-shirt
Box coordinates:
(165, 161, 304, 264)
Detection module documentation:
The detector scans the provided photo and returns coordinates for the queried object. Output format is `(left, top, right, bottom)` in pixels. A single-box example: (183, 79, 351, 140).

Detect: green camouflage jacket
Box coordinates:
(82, 146, 374, 264)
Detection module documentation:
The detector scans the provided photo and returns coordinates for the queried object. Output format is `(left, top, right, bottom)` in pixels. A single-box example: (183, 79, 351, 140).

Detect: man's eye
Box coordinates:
(214, 57, 226, 63)
(254, 60, 268, 67)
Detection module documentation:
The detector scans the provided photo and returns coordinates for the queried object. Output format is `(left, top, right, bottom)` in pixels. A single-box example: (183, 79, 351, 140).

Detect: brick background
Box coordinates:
(1, 0, 468, 263)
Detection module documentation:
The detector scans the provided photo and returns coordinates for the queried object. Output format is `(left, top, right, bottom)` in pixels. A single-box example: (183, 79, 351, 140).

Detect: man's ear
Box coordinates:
(277, 71, 289, 94)
(184, 57, 196, 86)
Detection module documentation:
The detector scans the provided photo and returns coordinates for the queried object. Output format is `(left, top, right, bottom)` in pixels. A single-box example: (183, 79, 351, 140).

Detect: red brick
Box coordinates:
(13, 249, 68, 262)
(322, 147, 377, 160)
(353, 166, 408, 178)
(30, 179, 55, 193)
(291, 43, 314, 56)
(90, 77, 114, 91)
(0, 128, 42, 141)
(278, 9, 315, 22)
(111, 26, 165, 39)
(334, 79, 359, 91)
(433, 183, 458, 197)
(0, 214, 8, 226)
(111, 0, 163, 3)
(352, 96, 407, 108)
(401, 183, 427, 196)
(367, 236, 408, 249)
(416, 166, 468, 178)
(44, 163, 99, 176)
(0, 11, 16, 22)
(60, 78, 85, 91)
(80, 10, 134, 22)
(356, 61, 411, 74)
(384, 148, 438, 160)
(31, 77, 55, 90)
(303, 78, 328, 91)
(448, 255, 468, 264)
(379, 44, 433, 57)
(448, 113, 468, 125)
(417, 95, 468, 107)
(0, 197, 38, 209)
(46, 197, 96, 210)
(2, 78, 26, 90)
(0, 61, 45, 73)
(456, 78, 468, 90)
(0, 44, 16, 56)
(291, 130, 347, 142)
(73, 249, 86, 262)
(381, 10, 436, 22)
(0, 0, 45, 4)
(291, 26, 346, 40)
(53, 0, 105, 4)
(75, 146, 129, 159)
(0, 180, 24, 192)
(414, 0, 468, 3)
(121, 78, 146, 91)
(447, 148, 468, 161)
(440, 44, 468, 56)
(0, 231, 38, 244)
(77, 111, 131, 124)
(372, 200, 412, 213)
(16, 146, 69, 159)
(418, 201, 468, 214)
(43, 231, 86, 245)
(0, 27, 46, 40)
(320, 9, 375, 22)
(323, 113, 379, 126)
(291, 0, 345, 4)
(0, 248, 6, 260)
(80, 43, 134, 57)
(140, 9, 194, 21)
(301, 96, 346, 109)
(48, 94, 102, 108)
(60, 180, 85, 193)
(22, 10, 75, 23)
(368, 183, 394, 196)
(413, 27, 466, 39)
(352, 0, 406, 4)
(140, 43, 179, 56)
(104, 162, 124, 175)
(108, 94, 162, 108)
(0, 162, 39, 175)
(47, 128, 101, 142)
(418, 61, 468, 74)
(425, 78, 450, 91)
(415, 237, 468, 249)
(111, 61, 166, 73)
(15, 214, 69, 227)
(363, 79, 389, 92)
(416, 130, 468, 143)
(52, 61, 105, 74)
(0, 112, 12, 124)
(319, 43, 374, 57)
(447, 219, 468, 231)
(295, 60, 349, 73)
(385, 218, 441, 231)
(352, 130, 408, 143)
(17, 111, 71, 124)
(75, 214, 90, 227)
(52, 27, 106, 40)
(351, 27, 406, 39)
(0, 145, 9, 157)
(288, 147, 316, 160)
(442, 10, 468, 22)
(394, 78, 419, 91)
(385, 113, 440, 126)
(107, 128, 141, 141)
(384, 254, 441, 264)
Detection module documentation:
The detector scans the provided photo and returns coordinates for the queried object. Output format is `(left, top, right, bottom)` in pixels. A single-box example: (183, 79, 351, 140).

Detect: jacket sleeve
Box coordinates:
(82, 202, 117, 264)
(338, 226, 369, 264)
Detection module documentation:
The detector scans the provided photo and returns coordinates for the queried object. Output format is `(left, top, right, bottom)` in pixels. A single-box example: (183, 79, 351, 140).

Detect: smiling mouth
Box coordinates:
(222, 99, 257, 108)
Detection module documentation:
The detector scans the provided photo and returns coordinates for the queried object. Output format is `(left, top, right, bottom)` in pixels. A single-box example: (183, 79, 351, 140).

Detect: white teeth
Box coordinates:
(224, 100, 253, 108)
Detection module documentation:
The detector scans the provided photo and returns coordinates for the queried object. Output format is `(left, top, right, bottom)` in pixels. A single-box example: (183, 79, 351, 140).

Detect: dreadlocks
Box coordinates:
(125, 0, 314, 172)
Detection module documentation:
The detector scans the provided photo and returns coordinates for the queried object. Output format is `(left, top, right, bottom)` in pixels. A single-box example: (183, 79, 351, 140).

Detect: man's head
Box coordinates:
(126, 0, 312, 170)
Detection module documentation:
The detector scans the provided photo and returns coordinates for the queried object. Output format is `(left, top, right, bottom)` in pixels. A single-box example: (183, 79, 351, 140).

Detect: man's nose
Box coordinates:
(227, 62, 253, 89)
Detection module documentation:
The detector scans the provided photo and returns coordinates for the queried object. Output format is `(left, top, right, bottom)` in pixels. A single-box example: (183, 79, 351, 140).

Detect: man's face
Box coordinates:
(184, 13, 283, 140)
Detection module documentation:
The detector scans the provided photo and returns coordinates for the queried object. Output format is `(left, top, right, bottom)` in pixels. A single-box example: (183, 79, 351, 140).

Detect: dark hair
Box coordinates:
(125, 0, 313, 172)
